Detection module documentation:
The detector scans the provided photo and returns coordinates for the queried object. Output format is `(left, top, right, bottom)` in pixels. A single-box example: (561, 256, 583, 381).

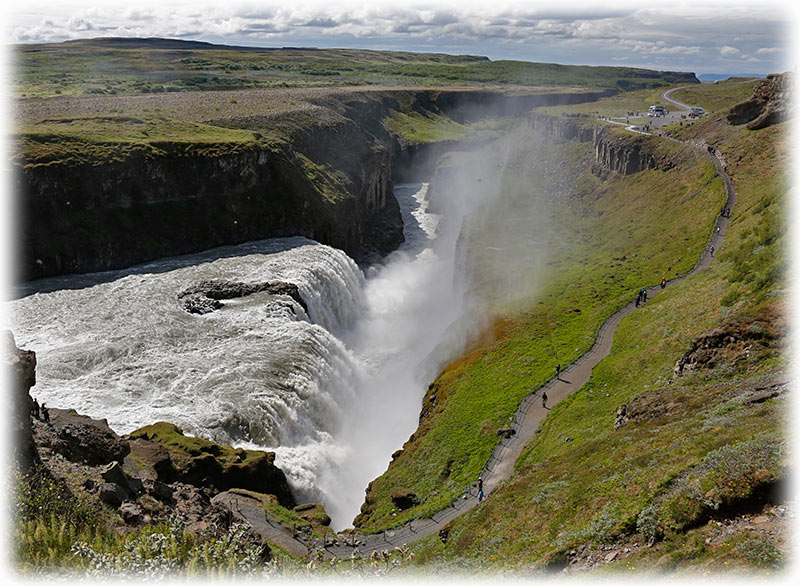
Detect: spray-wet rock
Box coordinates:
(177, 279, 307, 315)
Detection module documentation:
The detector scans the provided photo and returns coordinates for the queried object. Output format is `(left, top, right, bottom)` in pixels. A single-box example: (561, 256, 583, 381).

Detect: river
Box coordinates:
(8, 182, 474, 529)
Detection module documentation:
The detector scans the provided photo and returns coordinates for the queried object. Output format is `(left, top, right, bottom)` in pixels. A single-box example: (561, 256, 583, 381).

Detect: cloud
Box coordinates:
(3, 1, 791, 74)
(66, 17, 96, 31)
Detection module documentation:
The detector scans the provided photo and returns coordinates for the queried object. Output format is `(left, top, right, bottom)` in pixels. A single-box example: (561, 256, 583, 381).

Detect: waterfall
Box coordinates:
(8, 181, 478, 529)
(9, 237, 366, 469)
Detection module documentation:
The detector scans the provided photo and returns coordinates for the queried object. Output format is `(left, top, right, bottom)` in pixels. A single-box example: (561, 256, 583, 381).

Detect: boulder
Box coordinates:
(496, 428, 516, 439)
(119, 502, 144, 525)
(180, 294, 223, 315)
(390, 487, 419, 510)
(123, 437, 177, 482)
(101, 461, 132, 491)
(100, 461, 143, 498)
(143, 478, 175, 502)
(293, 503, 331, 527)
(38, 409, 131, 466)
(98, 482, 128, 507)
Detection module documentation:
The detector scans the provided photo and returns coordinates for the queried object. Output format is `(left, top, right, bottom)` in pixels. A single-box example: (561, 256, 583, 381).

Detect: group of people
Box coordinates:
(634, 279, 668, 308)
(31, 398, 50, 423)
(635, 286, 648, 308)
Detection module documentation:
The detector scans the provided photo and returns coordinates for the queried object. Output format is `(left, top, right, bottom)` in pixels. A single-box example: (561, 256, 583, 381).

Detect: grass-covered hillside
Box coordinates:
(14, 37, 698, 98)
(354, 120, 725, 531)
(358, 80, 789, 575)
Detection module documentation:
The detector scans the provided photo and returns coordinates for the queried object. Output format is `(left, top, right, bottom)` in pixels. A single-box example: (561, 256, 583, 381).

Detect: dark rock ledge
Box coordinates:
(177, 279, 307, 315)
(4, 331, 338, 549)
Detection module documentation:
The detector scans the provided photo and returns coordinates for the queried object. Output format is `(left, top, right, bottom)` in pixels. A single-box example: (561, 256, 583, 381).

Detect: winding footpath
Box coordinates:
(227, 105, 738, 559)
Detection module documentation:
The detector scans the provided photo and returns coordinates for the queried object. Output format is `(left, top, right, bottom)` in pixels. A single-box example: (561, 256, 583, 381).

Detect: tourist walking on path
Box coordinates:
(661, 277, 666, 289)
(477, 478, 484, 502)
(555, 364, 561, 380)
(542, 390, 548, 409)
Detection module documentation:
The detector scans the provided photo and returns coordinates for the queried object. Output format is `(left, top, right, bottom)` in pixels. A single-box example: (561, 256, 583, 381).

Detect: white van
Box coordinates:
(648, 105, 667, 117)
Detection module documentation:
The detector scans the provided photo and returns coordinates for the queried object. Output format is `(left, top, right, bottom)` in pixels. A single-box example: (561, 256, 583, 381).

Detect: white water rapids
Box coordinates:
(8, 182, 475, 529)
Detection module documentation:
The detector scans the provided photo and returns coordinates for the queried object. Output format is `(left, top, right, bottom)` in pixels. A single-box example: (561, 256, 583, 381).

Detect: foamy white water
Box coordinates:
(7, 182, 479, 529)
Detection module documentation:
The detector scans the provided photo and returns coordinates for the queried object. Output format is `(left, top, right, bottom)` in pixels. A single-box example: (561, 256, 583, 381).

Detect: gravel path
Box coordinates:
(221, 113, 738, 560)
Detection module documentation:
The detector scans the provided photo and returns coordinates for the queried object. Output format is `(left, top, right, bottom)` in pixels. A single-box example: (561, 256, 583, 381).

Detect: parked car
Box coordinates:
(688, 107, 705, 118)
(648, 105, 667, 117)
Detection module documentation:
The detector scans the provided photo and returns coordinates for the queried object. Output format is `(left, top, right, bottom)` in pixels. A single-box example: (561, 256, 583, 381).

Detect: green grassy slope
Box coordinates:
(671, 81, 761, 114)
(354, 121, 728, 531)
(402, 85, 789, 575)
(14, 37, 698, 98)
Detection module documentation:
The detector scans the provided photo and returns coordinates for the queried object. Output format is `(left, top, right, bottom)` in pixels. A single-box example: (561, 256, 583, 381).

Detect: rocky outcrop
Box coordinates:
(128, 422, 295, 508)
(12, 337, 297, 538)
(528, 113, 672, 175)
(293, 502, 332, 527)
(727, 73, 792, 130)
(177, 279, 306, 315)
(4, 331, 38, 471)
(593, 131, 673, 175)
(33, 408, 131, 465)
(673, 309, 782, 377)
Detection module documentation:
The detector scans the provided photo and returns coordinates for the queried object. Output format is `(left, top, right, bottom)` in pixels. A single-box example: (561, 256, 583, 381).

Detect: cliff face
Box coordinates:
(4, 331, 38, 472)
(727, 73, 792, 130)
(16, 88, 617, 281)
(17, 136, 387, 280)
(528, 112, 672, 175)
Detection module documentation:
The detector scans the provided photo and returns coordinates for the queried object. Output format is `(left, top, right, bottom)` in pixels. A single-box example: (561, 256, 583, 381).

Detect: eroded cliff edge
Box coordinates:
(14, 87, 613, 280)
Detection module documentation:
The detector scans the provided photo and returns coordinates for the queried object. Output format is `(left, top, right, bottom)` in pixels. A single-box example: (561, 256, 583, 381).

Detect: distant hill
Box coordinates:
(697, 73, 766, 82)
(13, 37, 699, 98)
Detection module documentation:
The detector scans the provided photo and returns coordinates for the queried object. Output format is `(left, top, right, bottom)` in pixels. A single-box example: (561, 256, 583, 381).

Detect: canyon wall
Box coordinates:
(15, 88, 614, 281)
(527, 112, 674, 176)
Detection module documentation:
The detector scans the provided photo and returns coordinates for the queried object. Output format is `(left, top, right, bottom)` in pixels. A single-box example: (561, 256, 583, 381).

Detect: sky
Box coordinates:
(3, 0, 798, 77)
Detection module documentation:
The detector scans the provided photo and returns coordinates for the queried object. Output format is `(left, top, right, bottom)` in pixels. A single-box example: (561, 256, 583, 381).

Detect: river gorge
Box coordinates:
(9, 178, 484, 529)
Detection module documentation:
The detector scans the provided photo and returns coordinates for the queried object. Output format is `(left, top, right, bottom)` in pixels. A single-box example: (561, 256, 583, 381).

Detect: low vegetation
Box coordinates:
(15, 116, 262, 167)
(14, 38, 697, 99)
(671, 80, 761, 114)
(355, 121, 726, 531)
(9, 45, 787, 576)
(11, 470, 273, 576)
(398, 84, 789, 575)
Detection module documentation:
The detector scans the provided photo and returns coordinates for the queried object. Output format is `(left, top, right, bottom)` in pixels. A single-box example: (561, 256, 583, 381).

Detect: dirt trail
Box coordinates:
(228, 129, 738, 559)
